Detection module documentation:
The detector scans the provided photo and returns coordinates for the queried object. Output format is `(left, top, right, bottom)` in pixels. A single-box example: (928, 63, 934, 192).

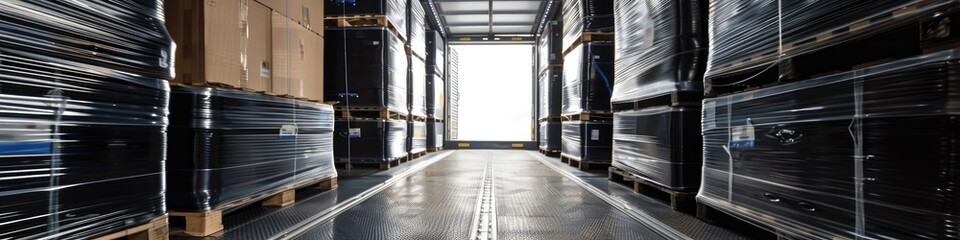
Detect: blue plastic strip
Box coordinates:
(592, 57, 613, 95)
(0, 141, 52, 155)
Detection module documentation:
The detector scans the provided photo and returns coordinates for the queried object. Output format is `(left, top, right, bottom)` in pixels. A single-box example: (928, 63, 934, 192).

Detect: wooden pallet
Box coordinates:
(335, 107, 408, 120)
(608, 167, 694, 211)
(409, 114, 428, 122)
(337, 157, 403, 170)
(538, 63, 563, 75)
(427, 147, 444, 152)
(562, 32, 615, 57)
(538, 116, 562, 123)
(695, 202, 783, 239)
(705, 2, 960, 97)
(560, 153, 610, 170)
(611, 91, 703, 111)
(560, 112, 613, 121)
(538, 148, 560, 156)
(406, 47, 426, 61)
(93, 214, 169, 240)
(409, 151, 427, 160)
(324, 15, 407, 43)
(169, 176, 337, 237)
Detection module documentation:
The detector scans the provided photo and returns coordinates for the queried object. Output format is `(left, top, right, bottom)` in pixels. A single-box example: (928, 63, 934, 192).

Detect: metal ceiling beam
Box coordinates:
(448, 35, 536, 43)
(440, 10, 540, 15)
(435, 0, 537, 2)
(447, 23, 535, 27)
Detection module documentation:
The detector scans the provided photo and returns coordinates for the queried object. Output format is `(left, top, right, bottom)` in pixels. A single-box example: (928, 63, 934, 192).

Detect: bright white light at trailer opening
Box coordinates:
(453, 44, 533, 141)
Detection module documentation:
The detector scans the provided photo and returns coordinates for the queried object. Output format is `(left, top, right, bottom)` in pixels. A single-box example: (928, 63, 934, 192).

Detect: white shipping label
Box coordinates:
(260, 62, 271, 78)
(279, 125, 298, 140)
(591, 129, 600, 140)
(349, 128, 362, 138)
(730, 119, 755, 149)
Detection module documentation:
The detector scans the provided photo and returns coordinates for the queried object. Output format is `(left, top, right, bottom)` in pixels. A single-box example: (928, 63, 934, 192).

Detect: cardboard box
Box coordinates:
(272, 11, 323, 100)
(257, 0, 323, 36)
(165, 0, 273, 92)
(248, 1, 274, 92)
(302, 33, 324, 101)
(272, 11, 304, 97)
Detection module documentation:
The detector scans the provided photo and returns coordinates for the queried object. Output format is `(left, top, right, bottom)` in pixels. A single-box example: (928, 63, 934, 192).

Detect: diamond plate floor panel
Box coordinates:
(495, 152, 665, 240)
(297, 152, 487, 239)
(170, 152, 448, 240)
(172, 150, 751, 239)
(527, 151, 751, 240)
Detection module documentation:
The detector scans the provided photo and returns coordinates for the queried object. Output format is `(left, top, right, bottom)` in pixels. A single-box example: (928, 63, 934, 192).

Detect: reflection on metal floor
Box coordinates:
(173, 150, 748, 239)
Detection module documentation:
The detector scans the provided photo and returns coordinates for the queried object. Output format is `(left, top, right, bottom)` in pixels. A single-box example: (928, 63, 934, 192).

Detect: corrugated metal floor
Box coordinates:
(172, 150, 748, 239)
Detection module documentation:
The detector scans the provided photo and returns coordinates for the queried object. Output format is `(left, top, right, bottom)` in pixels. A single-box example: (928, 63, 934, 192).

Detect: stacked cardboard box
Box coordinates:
(166, 0, 324, 101)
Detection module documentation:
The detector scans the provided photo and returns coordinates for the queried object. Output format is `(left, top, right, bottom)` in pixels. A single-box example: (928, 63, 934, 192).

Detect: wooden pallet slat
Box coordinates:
(538, 63, 563, 75)
(563, 31, 616, 57)
(337, 157, 403, 170)
(560, 153, 610, 170)
(608, 167, 694, 211)
(324, 15, 388, 28)
(560, 112, 613, 122)
(409, 114, 428, 122)
(93, 214, 169, 240)
(324, 15, 407, 43)
(169, 176, 337, 237)
(611, 91, 704, 112)
(335, 107, 408, 121)
(538, 116, 562, 123)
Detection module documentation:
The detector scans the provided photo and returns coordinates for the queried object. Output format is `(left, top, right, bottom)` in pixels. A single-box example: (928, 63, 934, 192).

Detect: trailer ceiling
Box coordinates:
(426, 0, 556, 39)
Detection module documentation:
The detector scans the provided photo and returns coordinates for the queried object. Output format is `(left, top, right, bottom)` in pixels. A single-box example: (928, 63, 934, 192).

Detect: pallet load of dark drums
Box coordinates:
(695, 0, 960, 239)
(165, 86, 337, 212)
(0, 1, 172, 238)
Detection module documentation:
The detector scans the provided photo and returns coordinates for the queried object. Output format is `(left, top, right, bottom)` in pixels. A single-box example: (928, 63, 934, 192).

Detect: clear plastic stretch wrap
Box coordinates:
(409, 57, 427, 117)
(426, 30, 445, 75)
(612, 107, 701, 191)
(538, 69, 562, 119)
(334, 119, 408, 162)
(427, 72, 445, 119)
(699, 49, 960, 239)
(407, 121, 427, 154)
(561, 121, 613, 163)
(562, 42, 614, 115)
(538, 20, 563, 72)
(705, 0, 959, 79)
(325, 27, 408, 112)
(407, 0, 427, 59)
(447, 48, 460, 139)
(611, 0, 707, 104)
(427, 122, 444, 148)
(325, 0, 408, 36)
(0, 1, 172, 239)
(539, 122, 561, 151)
(562, 0, 614, 51)
(166, 85, 337, 211)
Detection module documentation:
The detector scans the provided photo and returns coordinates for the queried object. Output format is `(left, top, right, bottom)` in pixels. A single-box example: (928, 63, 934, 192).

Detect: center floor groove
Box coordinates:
(294, 150, 668, 239)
